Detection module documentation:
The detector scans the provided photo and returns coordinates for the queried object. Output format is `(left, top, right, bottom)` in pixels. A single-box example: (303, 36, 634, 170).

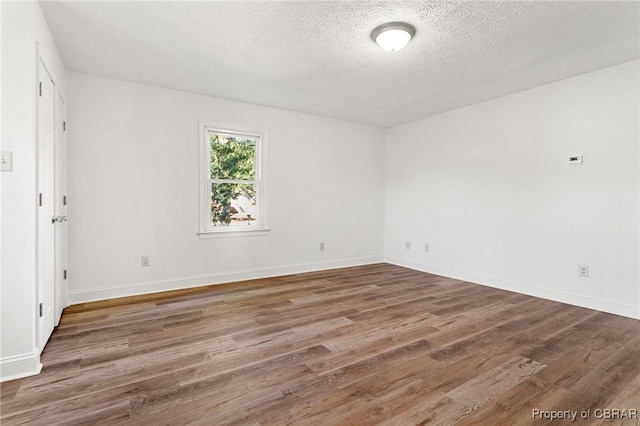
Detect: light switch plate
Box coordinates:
(1, 151, 13, 171)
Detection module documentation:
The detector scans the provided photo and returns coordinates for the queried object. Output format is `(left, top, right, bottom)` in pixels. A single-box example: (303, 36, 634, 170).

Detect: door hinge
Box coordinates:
(63, 270, 67, 280)
(63, 121, 66, 131)
(39, 82, 43, 96)
(39, 193, 43, 207)
(63, 195, 67, 206)
(39, 303, 43, 317)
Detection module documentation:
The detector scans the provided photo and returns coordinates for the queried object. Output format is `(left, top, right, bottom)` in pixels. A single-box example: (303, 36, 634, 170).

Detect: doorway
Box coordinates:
(37, 57, 67, 352)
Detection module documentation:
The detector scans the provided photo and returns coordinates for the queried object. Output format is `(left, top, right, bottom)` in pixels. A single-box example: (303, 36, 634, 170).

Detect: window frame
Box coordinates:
(198, 121, 269, 238)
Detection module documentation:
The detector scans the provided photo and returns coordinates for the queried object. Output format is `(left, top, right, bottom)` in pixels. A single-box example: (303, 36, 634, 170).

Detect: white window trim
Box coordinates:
(198, 121, 269, 239)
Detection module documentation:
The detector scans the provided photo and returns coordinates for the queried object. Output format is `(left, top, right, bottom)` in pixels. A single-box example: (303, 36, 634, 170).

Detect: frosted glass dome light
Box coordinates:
(371, 22, 415, 52)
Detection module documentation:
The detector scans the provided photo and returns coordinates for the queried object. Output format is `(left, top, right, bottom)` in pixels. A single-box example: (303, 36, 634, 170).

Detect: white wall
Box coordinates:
(1, 1, 67, 380)
(385, 60, 640, 319)
(66, 72, 385, 303)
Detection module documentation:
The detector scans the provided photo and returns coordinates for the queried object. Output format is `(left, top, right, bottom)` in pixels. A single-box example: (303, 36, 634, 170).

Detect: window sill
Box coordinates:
(198, 228, 271, 239)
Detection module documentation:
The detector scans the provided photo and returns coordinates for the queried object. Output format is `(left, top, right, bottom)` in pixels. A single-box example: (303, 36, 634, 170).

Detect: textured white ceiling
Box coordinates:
(40, 1, 639, 127)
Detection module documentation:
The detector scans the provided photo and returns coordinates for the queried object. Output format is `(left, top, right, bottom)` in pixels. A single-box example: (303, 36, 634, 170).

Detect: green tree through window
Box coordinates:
(210, 134, 257, 226)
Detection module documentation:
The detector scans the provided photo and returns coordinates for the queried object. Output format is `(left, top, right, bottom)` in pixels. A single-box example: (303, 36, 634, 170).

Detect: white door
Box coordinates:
(54, 91, 68, 325)
(37, 60, 56, 351)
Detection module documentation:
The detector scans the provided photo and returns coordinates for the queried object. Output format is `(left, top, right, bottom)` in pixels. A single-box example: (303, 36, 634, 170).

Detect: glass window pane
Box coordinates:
(211, 183, 258, 227)
(210, 133, 256, 180)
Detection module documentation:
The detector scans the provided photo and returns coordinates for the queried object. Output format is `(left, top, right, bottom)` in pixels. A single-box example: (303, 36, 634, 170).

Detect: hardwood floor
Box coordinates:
(1, 264, 639, 425)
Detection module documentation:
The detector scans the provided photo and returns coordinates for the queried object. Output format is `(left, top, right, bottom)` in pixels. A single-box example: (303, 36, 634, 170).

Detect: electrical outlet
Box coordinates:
(320, 242, 325, 251)
(141, 256, 150, 267)
(425, 243, 430, 253)
(405, 241, 411, 250)
(578, 265, 588, 278)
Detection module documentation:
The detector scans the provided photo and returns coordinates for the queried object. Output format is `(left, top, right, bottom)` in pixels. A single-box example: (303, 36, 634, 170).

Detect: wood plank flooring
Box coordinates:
(1, 264, 639, 425)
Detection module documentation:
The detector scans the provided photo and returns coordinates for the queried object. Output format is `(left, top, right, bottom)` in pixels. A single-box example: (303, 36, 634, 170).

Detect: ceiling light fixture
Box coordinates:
(371, 22, 415, 52)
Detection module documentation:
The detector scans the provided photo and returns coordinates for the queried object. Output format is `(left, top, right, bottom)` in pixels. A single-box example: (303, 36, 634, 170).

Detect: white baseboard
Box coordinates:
(0, 350, 42, 382)
(385, 256, 640, 320)
(68, 256, 384, 305)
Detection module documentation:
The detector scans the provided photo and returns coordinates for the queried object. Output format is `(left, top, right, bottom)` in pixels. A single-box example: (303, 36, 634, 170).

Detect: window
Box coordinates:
(199, 122, 268, 237)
